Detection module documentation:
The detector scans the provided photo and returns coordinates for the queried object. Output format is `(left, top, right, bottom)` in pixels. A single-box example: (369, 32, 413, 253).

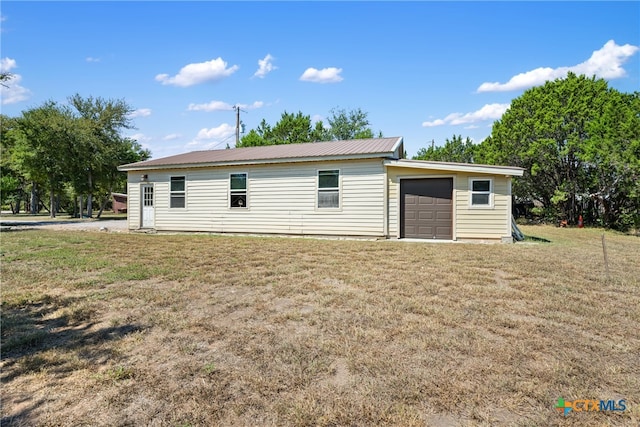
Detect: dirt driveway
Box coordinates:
(0, 219, 129, 233)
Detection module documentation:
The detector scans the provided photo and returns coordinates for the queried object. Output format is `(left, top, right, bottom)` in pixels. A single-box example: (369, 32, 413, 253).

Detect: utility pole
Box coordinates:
(234, 105, 246, 147)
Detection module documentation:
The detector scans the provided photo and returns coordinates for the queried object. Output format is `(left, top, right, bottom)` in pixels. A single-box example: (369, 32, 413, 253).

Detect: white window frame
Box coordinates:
(469, 177, 493, 208)
(169, 176, 186, 209)
(317, 169, 341, 210)
(229, 172, 248, 209)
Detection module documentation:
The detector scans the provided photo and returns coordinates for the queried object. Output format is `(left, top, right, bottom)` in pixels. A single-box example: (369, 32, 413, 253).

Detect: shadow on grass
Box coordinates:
(522, 235, 552, 243)
(0, 296, 144, 382)
(1, 296, 146, 425)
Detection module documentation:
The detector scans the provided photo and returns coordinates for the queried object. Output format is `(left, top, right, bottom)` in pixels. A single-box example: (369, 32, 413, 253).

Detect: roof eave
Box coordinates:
(383, 159, 525, 177)
(390, 137, 404, 158)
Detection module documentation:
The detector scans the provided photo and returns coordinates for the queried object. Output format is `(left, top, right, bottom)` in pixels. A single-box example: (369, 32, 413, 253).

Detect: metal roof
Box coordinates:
(119, 137, 404, 171)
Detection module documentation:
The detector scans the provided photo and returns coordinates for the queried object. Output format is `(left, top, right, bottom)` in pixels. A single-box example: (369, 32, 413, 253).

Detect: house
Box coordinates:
(118, 137, 524, 242)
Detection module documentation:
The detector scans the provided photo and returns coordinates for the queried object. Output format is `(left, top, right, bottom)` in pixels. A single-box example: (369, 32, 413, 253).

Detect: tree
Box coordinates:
(94, 136, 150, 217)
(67, 94, 135, 217)
(580, 90, 640, 230)
(13, 101, 77, 217)
(477, 73, 640, 230)
(326, 107, 374, 140)
(269, 111, 314, 144)
(3, 96, 149, 217)
(238, 112, 317, 147)
(239, 107, 377, 147)
(0, 115, 27, 213)
(413, 135, 476, 163)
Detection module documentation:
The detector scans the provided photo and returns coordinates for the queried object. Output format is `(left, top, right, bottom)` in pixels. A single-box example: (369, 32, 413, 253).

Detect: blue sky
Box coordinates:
(1, 1, 639, 160)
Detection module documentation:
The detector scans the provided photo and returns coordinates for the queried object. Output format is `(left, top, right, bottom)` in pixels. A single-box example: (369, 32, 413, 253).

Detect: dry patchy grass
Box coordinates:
(1, 226, 639, 426)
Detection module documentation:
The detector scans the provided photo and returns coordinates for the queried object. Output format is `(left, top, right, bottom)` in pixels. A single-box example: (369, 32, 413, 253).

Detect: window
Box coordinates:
(318, 170, 339, 208)
(230, 173, 247, 208)
(170, 176, 185, 208)
(470, 178, 492, 207)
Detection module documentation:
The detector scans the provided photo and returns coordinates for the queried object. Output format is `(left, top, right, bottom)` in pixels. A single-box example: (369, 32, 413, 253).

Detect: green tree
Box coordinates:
(311, 120, 331, 142)
(0, 115, 27, 213)
(239, 129, 266, 147)
(68, 94, 135, 217)
(326, 107, 374, 140)
(238, 112, 316, 147)
(477, 73, 640, 230)
(3, 96, 148, 217)
(414, 135, 476, 163)
(13, 101, 77, 217)
(239, 107, 377, 147)
(580, 90, 640, 229)
(269, 111, 314, 144)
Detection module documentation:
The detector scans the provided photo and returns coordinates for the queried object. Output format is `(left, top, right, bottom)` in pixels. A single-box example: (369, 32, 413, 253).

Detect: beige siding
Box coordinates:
(386, 166, 512, 240)
(126, 159, 386, 236)
(126, 181, 141, 229)
(455, 174, 511, 240)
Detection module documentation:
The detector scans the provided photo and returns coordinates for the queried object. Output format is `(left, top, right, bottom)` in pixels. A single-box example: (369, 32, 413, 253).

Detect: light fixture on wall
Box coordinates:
(141, 174, 148, 182)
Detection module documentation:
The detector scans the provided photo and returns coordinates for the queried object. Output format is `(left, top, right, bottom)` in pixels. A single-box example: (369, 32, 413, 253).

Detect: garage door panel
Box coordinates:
(414, 226, 432, 235)
(401, 178, 453, 239)
(436, 211, 452, 220)
(418, 197, 435, 206)
(418, 211, 434, 220)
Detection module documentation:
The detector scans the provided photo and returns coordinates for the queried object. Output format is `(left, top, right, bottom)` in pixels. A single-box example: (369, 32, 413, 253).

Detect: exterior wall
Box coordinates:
(126, 159, 386, 236)
(127, 182, 141, 229)
(455, 174, 512, 241)
(386, 166, 512, 241)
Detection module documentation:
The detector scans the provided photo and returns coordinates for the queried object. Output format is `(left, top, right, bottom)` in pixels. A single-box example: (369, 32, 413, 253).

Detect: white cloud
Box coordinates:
(572, 40, 639, 78)
(130, 133, 152, 144)
(422, 103, 509, 127)
(186, 123, 236, 150)
(1, 58, 31, 105)
(421, 118, 446, 128)
(0, 74, 30, 105)
(254, 54, 277, 78)
(188, 100, 264, 112)
(300, 67, 343, 83)
(188, 100, 233, 112)
(236, 101, 264, 110)
(163, 133, 182, 141)
(86, 56, 101, 63)
(1, 57, 17, 72)
(478, 40, 639, 92)
(128, 108, 152, 118)
(155, 57, 239, 87)
(194, 123, 235, 141)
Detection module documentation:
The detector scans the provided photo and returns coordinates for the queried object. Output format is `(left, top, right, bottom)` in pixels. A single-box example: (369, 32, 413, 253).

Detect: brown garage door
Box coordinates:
(400, 178, 453, 239)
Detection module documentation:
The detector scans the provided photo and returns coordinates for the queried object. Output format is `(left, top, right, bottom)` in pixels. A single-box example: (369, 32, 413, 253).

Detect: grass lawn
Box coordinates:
(1, 226, 639, 426)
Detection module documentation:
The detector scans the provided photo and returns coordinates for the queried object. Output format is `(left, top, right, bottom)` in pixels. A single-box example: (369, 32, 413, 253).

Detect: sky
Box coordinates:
(1, 1, 639, 160)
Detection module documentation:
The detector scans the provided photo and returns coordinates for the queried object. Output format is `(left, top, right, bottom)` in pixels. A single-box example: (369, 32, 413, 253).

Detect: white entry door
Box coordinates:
(141, 184, 154, 228)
